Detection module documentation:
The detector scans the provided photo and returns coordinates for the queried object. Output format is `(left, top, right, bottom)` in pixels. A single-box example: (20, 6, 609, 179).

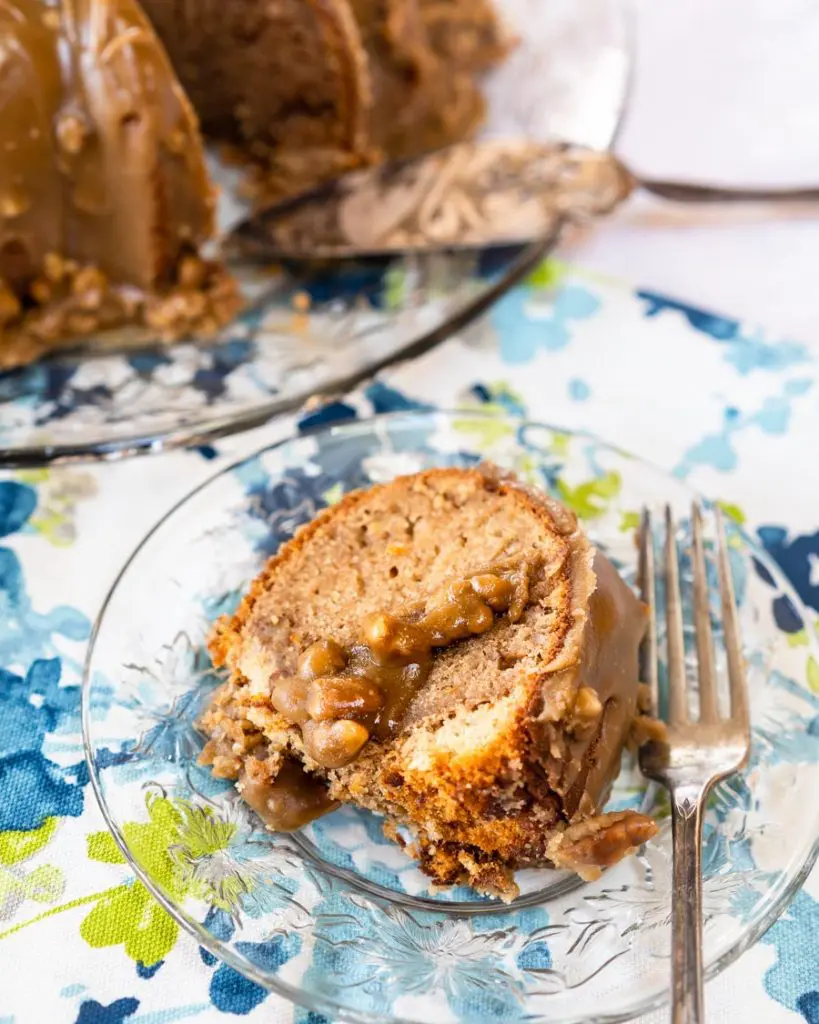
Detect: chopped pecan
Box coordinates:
(547, 810, 658, 881)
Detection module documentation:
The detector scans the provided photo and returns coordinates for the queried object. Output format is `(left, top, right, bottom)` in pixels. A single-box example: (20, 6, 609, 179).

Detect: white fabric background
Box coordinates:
(570, 0, 819, 344)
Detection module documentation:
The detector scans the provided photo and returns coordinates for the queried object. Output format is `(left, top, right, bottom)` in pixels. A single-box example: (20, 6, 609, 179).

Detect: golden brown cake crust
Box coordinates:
(203, 466, 656, 899)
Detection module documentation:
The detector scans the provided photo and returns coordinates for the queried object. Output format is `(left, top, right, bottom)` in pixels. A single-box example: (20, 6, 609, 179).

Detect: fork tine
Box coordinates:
(638, 508, 659, 715)
(665, 505, 688, 725)
(715, 508, 750, 731)
(691, 502, 719, 723)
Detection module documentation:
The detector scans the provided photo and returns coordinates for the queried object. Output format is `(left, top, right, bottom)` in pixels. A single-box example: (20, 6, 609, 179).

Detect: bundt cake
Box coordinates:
(0, 0, 240, 369)
(200, 465, 657, 900)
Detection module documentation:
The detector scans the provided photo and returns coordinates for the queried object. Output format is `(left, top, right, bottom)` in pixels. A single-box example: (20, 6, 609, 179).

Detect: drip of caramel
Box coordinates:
(236, 559, 534, 832)
(239, 758, 338, 832)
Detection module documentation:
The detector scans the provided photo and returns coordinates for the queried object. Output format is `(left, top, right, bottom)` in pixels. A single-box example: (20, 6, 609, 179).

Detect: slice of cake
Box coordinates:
(138, 0, 375, 193)
(139, 0, 511, 203)
(201, 465, 657, 900)
(0, 0, 240, 369)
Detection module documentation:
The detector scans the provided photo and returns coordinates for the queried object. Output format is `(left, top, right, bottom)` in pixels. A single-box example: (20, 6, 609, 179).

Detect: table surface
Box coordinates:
(3, 3, 819, 1022)
(2, 263, 818, 1023)
(577, 0, 819, 345)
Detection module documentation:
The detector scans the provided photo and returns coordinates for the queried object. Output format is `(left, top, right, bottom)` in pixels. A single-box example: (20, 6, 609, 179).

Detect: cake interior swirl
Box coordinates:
(200, 465, 658, 900)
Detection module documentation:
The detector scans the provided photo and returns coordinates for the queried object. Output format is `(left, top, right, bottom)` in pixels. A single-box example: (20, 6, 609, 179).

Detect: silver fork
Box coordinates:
(638, 504, 751, 1024)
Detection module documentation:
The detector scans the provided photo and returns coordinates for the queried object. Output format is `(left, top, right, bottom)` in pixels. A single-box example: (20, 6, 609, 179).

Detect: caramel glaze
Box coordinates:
(249, 559, 533, 830)
(0, 0, 215, 295)
(524, 552, 649, 828)
(240, 757, 339, 832)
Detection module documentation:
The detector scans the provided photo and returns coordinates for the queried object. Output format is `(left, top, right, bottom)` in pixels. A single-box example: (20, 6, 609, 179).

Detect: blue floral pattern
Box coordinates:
(1, 267, 818, 1023)
(80, 406, 819, 1024)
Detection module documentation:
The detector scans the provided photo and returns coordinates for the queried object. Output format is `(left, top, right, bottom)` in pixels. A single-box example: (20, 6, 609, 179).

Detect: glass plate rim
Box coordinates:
(81, 409, 819, 1024)
(0, 233, 558, 469)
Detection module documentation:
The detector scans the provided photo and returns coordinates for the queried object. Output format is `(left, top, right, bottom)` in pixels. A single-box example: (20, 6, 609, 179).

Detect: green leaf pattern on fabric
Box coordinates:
(0, 818, 58, 866)
(808, 655, 819, 695)
(717, 500, 747, 526)
(453, 404, 517, 447)
(786, 630, 809, 648)
(453, 382, 525, 446)
(619, 510, 641, 533)
(86, 831, 126, 865)
(79, 792, 241, 966)
(322, 482, 344, 506)
(525, 259, 566, 292)
(80, 882, 179, 965)
(15, 468, 97, 547)
(0, 818, 65, 921)
(0, 863, 65, 912)
(557, 471, 622, 521)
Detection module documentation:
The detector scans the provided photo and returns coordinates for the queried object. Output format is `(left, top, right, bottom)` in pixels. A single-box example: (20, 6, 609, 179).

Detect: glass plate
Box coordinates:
(83, 411, 819, 1024)
(0, 0, 629, 466)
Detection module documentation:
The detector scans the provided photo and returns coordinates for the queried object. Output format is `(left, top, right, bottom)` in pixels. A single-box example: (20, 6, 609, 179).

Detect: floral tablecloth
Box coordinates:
(1, 263, 817, 1023)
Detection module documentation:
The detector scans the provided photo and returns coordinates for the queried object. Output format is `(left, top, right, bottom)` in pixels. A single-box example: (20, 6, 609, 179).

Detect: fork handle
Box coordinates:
(670, 781, 711, 1024)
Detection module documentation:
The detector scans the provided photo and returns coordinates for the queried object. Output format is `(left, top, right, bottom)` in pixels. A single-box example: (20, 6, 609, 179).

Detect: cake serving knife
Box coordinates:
(224, 139, 819, 262)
